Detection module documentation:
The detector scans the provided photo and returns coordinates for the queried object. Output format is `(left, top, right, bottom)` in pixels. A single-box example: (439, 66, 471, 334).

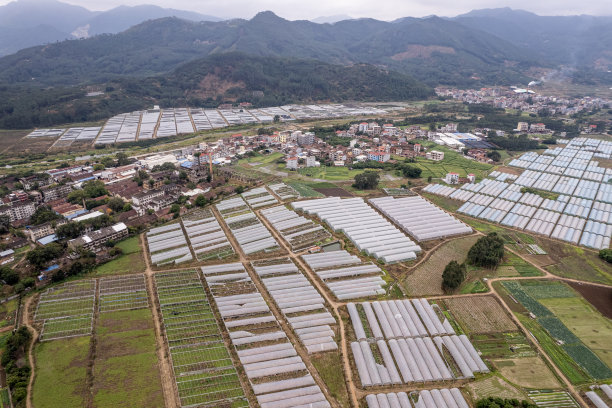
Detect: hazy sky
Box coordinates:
(3, 0, 612, 20)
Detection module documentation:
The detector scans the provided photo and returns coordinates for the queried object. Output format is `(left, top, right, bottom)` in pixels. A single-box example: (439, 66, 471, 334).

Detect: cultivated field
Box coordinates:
(402, 235, 478, 296)
(493, 356, 561, 389)
(446, 296, 516, 334)
(154, 269, 248, 408)
(467, 375, 526, 401)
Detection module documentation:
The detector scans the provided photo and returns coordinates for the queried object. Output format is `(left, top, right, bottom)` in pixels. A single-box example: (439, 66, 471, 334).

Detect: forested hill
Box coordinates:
(0, 53, 433, 129)
(0, 11, 537, 88)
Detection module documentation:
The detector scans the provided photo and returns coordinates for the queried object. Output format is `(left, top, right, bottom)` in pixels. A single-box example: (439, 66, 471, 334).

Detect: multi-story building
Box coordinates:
(445, 172, 459, 184)
(517, 122, 529, 132)
(40, 184, 72, 203)
(367, 147, 390, 163)
(305, 156, 317, 167)
(27, 219, 68, 242)
(68, 222, 128, 252)
(0, 201, 36, 222)
(426, 151, 445, 161)
(286, 157, 298, 170)
(19, 175, 52, 191)
(132, 190, 165, 207)
(297, 132, 315, 146)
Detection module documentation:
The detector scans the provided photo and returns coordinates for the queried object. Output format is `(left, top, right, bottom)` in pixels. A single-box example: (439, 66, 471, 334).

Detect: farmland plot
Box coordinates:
(446, 296, 516, 334)
(201, 263, 331, 408)
(154, 270, 248, 408)
(98, 274, 148, 312)
(403, 236, 478, 296)
(34, 280, 96, 341)
(182, 209, 234, 261)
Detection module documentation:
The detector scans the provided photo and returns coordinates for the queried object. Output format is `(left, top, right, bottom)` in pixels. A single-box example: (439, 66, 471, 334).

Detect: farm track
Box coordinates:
(141, 234, 180, 408)
(213, 205, 344, 408)
(255, 206, 357, 408)
(23, 295, 38, 408)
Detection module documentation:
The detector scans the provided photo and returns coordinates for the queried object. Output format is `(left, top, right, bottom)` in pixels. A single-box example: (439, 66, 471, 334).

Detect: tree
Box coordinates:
(0, 266, 19, 285)
(599, 249, 612, 264)
(401, 165, 422, 178)
(235, 186, 245, 194)
(442, 261, 466, 291)
(353, 171, 380, 190)
(195, 195, 207, 207)
(467, 233, 505, 268)
(0, 215, 9, 234)
(56, 222, 84, 240)
(29, 205, 62, 225)
(107, 197, 126, 212)
(26, 243, 63, 269)
(170, 204, 180, 215)
(273, 115, 280, 123)
(487, 150, 501, 162)
(116, 152, 130, 166)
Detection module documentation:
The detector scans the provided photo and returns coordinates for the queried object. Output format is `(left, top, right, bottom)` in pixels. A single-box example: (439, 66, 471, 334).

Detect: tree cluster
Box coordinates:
(476, 397, 537, 408)
(26, 242, 64, 269)
(467, 233, 505, 268)
(442, 261, 467, 292)
(353, 171, 380, 190)
(1, 327, 32, 404)
(29, 205, 63, 226)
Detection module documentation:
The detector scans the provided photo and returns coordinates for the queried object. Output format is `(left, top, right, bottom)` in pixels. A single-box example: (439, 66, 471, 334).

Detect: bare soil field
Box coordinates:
(566, 281, 612, 319)
(402, 235, 479, 296)
(313, 187, 353, 197)
(446, 296, 517, 334)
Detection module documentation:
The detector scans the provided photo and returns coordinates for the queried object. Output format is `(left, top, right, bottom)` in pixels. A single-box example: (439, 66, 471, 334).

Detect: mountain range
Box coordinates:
(0, 0, 221, 56)
(0, 9, 538, 87)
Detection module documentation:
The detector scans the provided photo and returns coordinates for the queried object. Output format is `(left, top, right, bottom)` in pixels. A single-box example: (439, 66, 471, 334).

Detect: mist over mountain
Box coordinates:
(0, 0, 221, 55)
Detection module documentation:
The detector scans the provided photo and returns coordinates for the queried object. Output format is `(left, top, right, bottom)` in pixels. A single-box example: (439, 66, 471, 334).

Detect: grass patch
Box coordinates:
(0, 299, 17, 329)
(493, 356, 561, 389)
(311, 351, 349, 407)
(94, 236, 145, 276)
(32, 336, 91, 408)
(93, 308, 164, 407)
(297, 166, 365, 180)
(237, 152, 283, 166)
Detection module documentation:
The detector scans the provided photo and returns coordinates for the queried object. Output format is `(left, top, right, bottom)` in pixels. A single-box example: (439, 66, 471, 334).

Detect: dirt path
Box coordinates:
(141, 234, 180, 408)
(23, 295, 38, 408)
(214, 205, 344, 408)
(255, 208, 359, 408)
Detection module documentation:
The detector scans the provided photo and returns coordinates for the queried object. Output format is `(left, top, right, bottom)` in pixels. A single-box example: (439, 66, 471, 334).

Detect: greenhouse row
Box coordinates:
(217, 197, 280, 255)
(242, 187, 279, 209)
(29, 104, 389, 145)
(433, 335, 489, 378)
(182, 209, 234, 260)
(201, 263, 331, 408)
(253, 260, 337, 353)
(355, 336, 453, 385)
(365, 388, 469, 408)
(586, 392, 609, 408)
(292, 198, 421, 263)
(138, 110, 160, 139)
(52, 126, 101, 148)
(426, 171, 611, 249)
(301, 250, 386, 300)
(349, 299, 454, 341)
(268, 183, 300, 200)
(146, 223, 192, 265)
(260, 205, 330, 250)
(369, 196, 471, 241)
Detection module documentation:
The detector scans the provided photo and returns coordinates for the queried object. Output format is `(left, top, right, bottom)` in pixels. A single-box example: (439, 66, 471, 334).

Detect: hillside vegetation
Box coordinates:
(0, 53, 432, 129)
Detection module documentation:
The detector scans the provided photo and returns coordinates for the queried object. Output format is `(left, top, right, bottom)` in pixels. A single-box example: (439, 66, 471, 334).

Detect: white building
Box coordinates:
(286, 157, 298, 170)
(445, 172, 459, 184)
(426, 151, 445, 161)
